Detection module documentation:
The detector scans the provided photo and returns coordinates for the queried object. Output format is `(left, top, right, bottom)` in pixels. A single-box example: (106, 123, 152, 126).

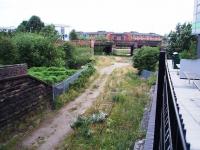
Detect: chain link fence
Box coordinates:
(52, 66, 87, 103)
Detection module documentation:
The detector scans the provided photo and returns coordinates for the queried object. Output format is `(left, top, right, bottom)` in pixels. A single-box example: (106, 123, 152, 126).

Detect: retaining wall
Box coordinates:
(0, 64, 52, 130)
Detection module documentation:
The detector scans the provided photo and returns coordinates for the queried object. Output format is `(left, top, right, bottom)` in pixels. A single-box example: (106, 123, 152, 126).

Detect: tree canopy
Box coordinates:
(39, 24, 59, 41)
(167, 23, 194, 57)
(133, 46, 159, 72)
(17, 15, 44, 33)
(69, 29, 78, 40)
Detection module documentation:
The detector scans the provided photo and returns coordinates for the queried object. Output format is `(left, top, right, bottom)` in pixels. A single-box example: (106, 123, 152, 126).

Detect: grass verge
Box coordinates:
(57, 66, 151, 150)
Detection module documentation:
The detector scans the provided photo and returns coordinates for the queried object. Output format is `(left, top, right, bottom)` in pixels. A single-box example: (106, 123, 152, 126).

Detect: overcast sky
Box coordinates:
(0, 0, 194, 35)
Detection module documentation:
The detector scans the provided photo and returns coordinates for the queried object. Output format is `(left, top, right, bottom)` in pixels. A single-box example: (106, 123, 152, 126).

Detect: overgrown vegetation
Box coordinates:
(167, 22, 197, 58)
(69, 29, 78, 40)
(0, 15, 93, 69)
(63, 42, 93, 69)
(58, 66, 151, 150)
(0, 37, 17, 65)
(133, 46, 159, 72)
(28, 67, 77, 84)
(17, 15, 44, 33)
(179, 40, 197, 59)
(55, 63, 96, 108)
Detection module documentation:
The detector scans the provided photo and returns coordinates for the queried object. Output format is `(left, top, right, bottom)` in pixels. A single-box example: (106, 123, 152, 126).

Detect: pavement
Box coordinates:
(168, 60, 200, 150)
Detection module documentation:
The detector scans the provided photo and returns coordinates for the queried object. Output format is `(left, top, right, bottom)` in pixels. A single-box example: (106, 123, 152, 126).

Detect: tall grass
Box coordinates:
(57, 66, 151, 150)
(55, 64, 96, 109)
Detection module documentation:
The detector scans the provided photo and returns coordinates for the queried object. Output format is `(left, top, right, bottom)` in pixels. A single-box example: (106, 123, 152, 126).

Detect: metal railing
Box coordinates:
(52, 66, 88, 103)
(144, 51, 190, 150)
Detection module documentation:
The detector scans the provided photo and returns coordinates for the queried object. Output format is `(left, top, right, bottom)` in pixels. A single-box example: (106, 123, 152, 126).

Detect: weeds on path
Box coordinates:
(58, 66, 152, 150)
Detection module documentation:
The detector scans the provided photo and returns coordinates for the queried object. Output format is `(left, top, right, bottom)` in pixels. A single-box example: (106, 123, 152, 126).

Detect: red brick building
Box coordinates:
(77, 31, 163, 42)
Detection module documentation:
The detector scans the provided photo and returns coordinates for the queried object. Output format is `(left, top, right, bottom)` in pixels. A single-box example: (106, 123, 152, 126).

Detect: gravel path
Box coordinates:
(22, 62, 130, 150)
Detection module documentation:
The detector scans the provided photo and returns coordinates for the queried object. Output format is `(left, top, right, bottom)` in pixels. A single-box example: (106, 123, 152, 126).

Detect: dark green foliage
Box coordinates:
(69, 29, 78, 40)
(16, 21, 29, 32)
(28, 67, 77, 84)
(63, 42, 93, 69)
(63, 42, 75, 68)
(13, 33, 63, 67)
(17, 16, 44, 33)
(167, 22, 196, 58)
(179, 40, 197, 59)
(72, 47, 94, 67)
(0, 37, 17, 64)
(28, 16, 44, 32)
(39, 24, 59, 41)
(133, 46, 159, 72)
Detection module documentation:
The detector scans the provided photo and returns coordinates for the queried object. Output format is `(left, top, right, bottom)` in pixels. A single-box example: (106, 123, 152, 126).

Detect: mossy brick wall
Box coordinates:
(0, 75, 52, 130)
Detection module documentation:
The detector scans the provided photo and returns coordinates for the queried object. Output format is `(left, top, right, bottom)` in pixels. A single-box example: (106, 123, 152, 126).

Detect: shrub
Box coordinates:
(63, 42, 75, 68)
(179, 41, 197, 59)
(63, 42, 93, 69)
(12, 33, 64, 67)
(133, 46, 159, 72)
(0, 37, 17, 64)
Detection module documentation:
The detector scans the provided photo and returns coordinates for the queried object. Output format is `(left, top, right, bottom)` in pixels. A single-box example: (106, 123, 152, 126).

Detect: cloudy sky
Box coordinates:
(0, 0, 194, 35)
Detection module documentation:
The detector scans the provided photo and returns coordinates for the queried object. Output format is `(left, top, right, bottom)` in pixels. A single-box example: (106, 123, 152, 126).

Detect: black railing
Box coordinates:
(144, 51, 190, 150)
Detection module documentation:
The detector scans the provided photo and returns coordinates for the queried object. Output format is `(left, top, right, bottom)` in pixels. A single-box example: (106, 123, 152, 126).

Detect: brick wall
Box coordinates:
(0, 64, 27, 80)
(0, 75, 52, 130)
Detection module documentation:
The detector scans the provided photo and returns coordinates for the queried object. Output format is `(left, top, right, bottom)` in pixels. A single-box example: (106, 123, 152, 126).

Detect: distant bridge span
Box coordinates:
(94, 40, 162, 55)
(70, 39, 162, 55)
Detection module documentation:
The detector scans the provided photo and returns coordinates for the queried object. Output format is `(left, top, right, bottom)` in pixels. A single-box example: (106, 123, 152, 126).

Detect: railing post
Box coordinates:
(153, 51, 166, 150)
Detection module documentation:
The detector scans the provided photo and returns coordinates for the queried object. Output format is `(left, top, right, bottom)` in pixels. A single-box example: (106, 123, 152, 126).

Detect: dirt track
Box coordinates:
(22, 62, 130, 150)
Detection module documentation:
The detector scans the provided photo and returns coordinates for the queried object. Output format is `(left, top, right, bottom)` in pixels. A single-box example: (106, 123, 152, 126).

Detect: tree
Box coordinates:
(69, 29, 78, 40)
(133, 46, 159, 72)
(63, 42, 75, 68)
(40, 24, 59, 41)
(27, 15, 44, 32)
(0, 37, 17, 64)
(16, 20, 29, 32)
(12, 33, 62, 67)
(17, 16, 44, 33)
(167, 23, 193, 57)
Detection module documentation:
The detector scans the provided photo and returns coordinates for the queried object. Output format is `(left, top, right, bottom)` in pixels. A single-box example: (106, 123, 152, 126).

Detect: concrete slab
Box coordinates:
(167, 60, 200, 150)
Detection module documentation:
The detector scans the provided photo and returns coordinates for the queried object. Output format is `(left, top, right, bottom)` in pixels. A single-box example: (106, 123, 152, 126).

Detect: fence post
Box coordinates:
(153, 51, 166, 150)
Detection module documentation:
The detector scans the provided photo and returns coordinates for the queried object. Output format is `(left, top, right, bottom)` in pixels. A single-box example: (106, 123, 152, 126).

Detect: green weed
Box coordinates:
(58, 66, 150, 150)
(28, 67, 77, 84)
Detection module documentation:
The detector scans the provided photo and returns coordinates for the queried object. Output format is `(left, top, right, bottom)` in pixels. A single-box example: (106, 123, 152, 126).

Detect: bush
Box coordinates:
(179, 41, 197, 59)
(133, 46, 159, 72)
(0, 37, 17, 64)
(63, 42, 75, 68)
(13, 33, 64, 67)
(63, 42, 93, 69)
